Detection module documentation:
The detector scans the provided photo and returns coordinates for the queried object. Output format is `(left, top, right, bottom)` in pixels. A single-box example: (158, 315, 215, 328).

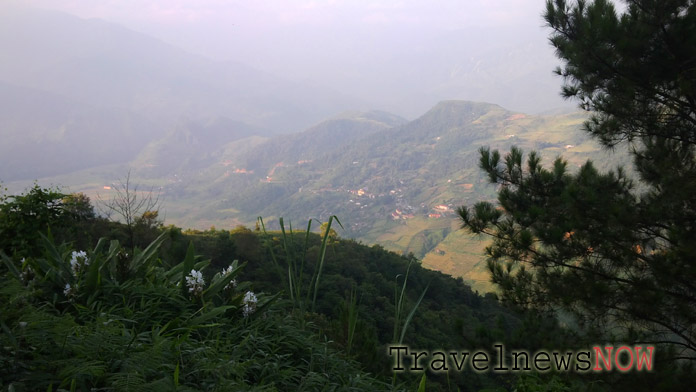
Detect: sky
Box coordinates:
(19, 1, 545, 32)
(15, 0, 572, 116)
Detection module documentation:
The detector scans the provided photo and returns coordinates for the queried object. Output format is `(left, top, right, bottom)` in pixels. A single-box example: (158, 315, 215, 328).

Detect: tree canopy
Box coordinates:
(459, 0, 696, 361)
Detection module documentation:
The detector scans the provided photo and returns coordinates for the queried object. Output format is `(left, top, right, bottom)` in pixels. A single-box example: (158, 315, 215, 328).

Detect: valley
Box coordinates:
(3, 100, 626, 293)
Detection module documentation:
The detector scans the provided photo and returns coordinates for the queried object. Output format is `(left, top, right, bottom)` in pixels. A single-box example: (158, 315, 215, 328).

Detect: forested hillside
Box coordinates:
(3, 180, 690, 390)
(0, 186, 574, 391)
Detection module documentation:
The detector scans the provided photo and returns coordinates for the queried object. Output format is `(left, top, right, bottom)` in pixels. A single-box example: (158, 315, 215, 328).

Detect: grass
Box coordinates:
(257, 215, 342, 313)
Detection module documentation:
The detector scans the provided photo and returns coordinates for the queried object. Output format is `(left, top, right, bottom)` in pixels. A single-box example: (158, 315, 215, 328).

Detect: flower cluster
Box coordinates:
(222, 265, 237, 290)
(63, 283, 75, 298)
(185, 269, 205, 296)
(70, 250, 89, 275)
(242, 291, 258, 317)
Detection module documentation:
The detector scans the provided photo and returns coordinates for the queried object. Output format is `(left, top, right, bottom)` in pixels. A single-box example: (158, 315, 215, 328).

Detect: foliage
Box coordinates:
(0, 229, 387, 391)
(217, 227, 559, 390)
(1, 185, 580, 390)
(460, 0, 696, 371)
(0, 185, 73, 257)
(257, 215, 342, 313)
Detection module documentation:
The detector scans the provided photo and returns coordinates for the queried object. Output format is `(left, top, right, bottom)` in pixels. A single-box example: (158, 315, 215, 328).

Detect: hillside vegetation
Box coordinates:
(1, 186, 584, 391)
(6, 100, 632, 293)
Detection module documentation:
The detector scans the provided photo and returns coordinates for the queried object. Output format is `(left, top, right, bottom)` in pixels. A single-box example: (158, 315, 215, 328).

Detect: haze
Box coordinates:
(11, 0, 568, 117)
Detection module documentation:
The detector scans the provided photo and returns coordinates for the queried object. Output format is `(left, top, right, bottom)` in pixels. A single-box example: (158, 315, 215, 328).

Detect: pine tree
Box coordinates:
(459, 0, 696, 360)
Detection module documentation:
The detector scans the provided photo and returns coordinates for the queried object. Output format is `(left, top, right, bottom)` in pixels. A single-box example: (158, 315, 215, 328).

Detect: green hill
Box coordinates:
(1, 187, 573, 390)
(5, 100, 633, 293)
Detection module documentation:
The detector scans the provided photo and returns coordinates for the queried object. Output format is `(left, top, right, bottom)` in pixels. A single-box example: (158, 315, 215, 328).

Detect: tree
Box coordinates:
(320, 221, 339, 243)
(0, 185, 66, 256)
(99, 171, 162, 251)
(459, 0, 696, 361)
(62, 192, 96, 221)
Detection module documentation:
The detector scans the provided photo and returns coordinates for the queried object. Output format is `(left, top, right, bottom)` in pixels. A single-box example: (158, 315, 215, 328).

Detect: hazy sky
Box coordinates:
(20, 1, 545, 31)
(15, 0, 571, 116)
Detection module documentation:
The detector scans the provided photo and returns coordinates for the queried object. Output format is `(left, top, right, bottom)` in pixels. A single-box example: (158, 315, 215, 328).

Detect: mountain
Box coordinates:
(0, 4, 367, 132)
(130, 117, 267, 178)
(0, 82, 162, 180)
(0, 4, 372, 182)
(147, 100, 627, 291)
(6, 100, 621, 292)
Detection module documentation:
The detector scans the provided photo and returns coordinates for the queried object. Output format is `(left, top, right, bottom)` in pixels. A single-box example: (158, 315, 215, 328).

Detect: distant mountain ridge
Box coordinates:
(3, 99, 606, 292)
(0, 81, 162, 180)
(131, 100, 606, 291)
(0, 4, 367, 132)
(0, 3, 372, 181)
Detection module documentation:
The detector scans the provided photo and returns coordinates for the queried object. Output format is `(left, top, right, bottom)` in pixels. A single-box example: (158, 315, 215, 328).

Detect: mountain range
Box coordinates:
(0, 4, 367, 180)
(0, 4, 631, 292)
(5, 96, 627, 292)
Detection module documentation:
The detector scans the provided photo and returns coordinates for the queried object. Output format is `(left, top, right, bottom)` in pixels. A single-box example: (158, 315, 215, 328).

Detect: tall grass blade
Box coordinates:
(346, 285, 359, 355)
(298, 219, 314, 308)
(392, 262, 412, 343)
(279, 217, 297, 304)
(417, 373, 427, 392)
(173, 362, 180, 388)
(311, 215, 342, 312)
(398, 282, 429, 344)
(257, 217, 279, 268)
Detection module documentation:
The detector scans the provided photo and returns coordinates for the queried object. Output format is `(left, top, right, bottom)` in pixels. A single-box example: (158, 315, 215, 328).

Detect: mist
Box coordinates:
(11, 0, 569, 118)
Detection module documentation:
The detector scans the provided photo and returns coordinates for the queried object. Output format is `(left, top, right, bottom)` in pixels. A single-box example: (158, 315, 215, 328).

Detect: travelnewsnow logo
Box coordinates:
(388, 345, 654, 373)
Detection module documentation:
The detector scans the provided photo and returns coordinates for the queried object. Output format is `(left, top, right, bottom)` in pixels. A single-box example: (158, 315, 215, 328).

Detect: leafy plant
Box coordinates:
(257, 215, 343, 313)
(1, 226, 388, 390)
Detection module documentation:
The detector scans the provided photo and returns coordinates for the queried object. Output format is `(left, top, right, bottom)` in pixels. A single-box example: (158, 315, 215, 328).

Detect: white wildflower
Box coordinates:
(20, 260, 34, 283)
(222, 266, 237, 290)
(63, 283, 74, 297)
(70, 250, 88, 275)
(242, 291, 258, 317)
(185, 269, 205, 296)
